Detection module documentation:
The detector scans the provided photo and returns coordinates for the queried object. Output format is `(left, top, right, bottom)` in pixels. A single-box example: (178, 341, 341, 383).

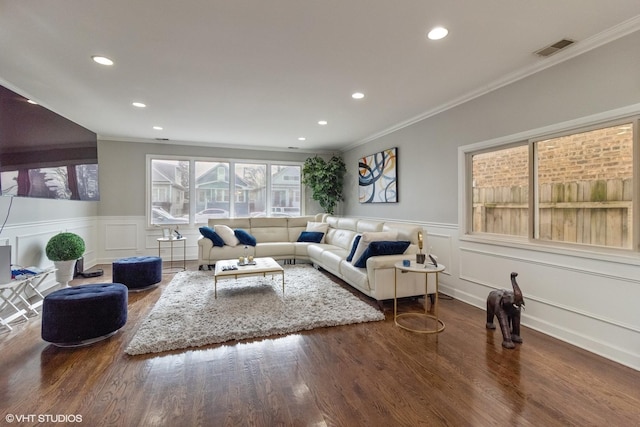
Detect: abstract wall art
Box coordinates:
(358, 147, 397, 203)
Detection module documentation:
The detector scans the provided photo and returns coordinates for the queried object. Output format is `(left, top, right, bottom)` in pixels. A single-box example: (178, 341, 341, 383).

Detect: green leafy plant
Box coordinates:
(302, 155, 346, 215)
(45, 232, 85, 261)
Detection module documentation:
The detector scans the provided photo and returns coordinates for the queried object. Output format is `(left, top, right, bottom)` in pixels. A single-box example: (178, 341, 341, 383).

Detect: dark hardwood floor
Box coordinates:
(1, 262, 639, 426)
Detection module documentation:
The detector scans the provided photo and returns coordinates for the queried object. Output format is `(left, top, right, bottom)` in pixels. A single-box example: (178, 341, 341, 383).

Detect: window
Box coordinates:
(235, 163, 265, 217)
(148, 156, 303, 225)
(465, 115, 638, 251)
(150, 159, 189, 225)
(535, 123, 633, 248)
(271, 165, 301, 217)
(472, 144, 529, 237)
(195, 161, 230, 220)
(215, 189, 229, 203)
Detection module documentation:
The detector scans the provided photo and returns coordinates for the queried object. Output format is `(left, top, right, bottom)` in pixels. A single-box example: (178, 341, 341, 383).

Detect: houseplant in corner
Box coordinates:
(46, 232, 85, 287)
(302, 154, 346, 215)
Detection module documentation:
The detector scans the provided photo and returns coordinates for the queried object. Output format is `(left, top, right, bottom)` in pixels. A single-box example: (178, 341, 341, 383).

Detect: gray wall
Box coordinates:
(0, 196, 96, 227)
(97, 140, 323, 217)
(342, 30, 640, 223)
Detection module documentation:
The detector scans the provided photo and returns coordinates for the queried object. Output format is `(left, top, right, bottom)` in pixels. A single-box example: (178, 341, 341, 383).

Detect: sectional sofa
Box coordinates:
(197, 214, 436, 301)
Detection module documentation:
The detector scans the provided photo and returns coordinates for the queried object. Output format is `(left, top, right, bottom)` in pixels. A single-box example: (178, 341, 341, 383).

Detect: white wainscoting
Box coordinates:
(1, 217, 98, 295)
(97, 216, 201, 265)
(425, 222, 640, 371)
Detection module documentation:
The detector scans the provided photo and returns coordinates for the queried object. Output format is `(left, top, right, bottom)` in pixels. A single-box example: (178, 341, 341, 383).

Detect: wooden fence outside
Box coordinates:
(473, 179, 633, 248)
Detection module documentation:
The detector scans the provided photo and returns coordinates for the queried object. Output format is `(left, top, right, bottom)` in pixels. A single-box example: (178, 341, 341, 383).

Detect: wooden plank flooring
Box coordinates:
(1, 262, 639, 426)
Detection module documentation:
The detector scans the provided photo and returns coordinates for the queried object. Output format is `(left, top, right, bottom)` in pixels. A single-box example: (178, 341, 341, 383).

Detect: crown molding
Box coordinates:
(343, 15, 640, 152)
(98, 135, 328, 155)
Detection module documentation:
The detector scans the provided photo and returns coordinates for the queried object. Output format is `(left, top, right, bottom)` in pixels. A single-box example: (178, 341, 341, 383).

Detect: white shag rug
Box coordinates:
(125, 264, 384, 355)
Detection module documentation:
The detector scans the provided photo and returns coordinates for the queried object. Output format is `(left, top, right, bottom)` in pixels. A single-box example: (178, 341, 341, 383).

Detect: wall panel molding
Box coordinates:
(460, 246, 640, 284)
(104, 223, 138, 251)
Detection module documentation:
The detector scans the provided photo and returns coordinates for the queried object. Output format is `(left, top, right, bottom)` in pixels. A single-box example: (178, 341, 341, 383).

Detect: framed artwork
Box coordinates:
(358, 147, 398, 203)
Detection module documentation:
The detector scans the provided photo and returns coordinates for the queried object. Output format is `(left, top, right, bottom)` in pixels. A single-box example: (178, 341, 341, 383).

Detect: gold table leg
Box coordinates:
(394, 268, 445, 335)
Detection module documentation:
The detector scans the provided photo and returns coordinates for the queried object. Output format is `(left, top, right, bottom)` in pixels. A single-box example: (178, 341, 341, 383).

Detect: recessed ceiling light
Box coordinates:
(318, 120, 328, 125)
(153, 126, 163, 130)
(427, 26, 448, 40)
(132, 102, 146, 108)
(352, 92, 365, 99)
(27, 99, 38, 105)
(298, 137, 306, 141)
(92, 55, 114, 66)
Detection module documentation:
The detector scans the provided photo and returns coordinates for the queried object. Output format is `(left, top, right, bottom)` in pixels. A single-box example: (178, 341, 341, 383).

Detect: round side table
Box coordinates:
(157, 237, 187, 272)
(394, 261, 446, 335)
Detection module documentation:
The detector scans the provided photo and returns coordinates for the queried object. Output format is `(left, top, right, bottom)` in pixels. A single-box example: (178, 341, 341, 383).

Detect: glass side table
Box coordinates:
(157, 237, 187, 272)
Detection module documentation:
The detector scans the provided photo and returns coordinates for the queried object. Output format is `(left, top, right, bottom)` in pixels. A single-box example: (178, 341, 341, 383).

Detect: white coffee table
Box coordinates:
(213, 257, 284, 298)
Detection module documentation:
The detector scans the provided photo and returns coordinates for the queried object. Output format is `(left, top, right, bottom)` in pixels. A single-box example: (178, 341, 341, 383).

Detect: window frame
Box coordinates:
(459, 105, 640, 257)
(146, 154, 304, 227)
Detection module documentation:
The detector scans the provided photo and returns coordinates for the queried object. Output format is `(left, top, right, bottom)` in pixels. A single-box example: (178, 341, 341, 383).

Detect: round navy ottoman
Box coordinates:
(112, 256, 162, 291)
(41, 283, 128, 347)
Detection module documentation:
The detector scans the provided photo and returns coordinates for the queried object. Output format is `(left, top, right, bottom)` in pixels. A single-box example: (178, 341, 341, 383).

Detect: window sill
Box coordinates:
(460, 233, 640, 267)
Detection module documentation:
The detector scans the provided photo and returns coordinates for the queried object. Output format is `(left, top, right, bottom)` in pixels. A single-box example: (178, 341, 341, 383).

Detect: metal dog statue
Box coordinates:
(486, 272, 525, 349)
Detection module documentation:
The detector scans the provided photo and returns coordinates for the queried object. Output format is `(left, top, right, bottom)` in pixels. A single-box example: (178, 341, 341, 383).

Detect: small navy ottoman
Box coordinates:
(42, 283, 128, 347)
(112, 256, 162, 291)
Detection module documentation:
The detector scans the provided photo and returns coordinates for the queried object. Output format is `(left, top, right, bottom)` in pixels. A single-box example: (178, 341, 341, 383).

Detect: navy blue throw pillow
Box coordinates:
(353, 240, 410, 268)
(297, 231, 325, 243)
(346, 235, 362, 262)
(234, 228, 257, 246)
(199, 226, 225, 247)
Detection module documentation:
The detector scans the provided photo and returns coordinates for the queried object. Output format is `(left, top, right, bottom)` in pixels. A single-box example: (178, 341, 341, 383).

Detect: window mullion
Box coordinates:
(529, 140, 537, 241)
(229, 161, 236, 217)
(633, 118, 640, 251)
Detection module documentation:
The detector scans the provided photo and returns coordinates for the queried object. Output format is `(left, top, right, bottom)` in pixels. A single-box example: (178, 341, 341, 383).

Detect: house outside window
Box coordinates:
(195, 161, 230, 217)
(148, 156, 303, 225)
(271, 165, 301, 216)
(150, 159, 189, 225)
(235, 163, 265, 217)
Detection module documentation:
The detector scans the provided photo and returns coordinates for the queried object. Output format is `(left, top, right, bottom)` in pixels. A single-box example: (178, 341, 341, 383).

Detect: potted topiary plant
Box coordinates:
(46, 232, 85, 287)
(302, 154, 346, 215)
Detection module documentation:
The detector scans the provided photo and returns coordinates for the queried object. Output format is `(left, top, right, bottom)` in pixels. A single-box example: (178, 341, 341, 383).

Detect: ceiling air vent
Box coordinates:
(534, 38, 575, 58)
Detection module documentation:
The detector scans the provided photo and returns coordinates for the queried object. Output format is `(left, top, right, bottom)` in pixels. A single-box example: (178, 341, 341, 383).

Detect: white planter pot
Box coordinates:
(54, 260, 77, 287)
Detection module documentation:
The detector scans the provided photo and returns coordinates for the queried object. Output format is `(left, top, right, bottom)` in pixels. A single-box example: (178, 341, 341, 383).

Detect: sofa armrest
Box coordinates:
(197, 236, 214, 267)
(366, 254, 412, 269)
(366, 253, 437, 269)
(198, 235, 213, 248)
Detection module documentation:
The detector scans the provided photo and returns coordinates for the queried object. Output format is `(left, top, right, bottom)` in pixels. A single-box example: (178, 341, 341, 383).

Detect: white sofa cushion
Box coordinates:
(214, 224, 240, 246)
(307, 243, 328, 260)
(255, 242, 295, 258)
(350, 230, 398, 265)
(340, 261, 371, 292)
(250, 217, 289, 242)
(325, 228, 357, 251)
(319, 249, 346, 274)
(306, 221, 329, 243)
(287, 216, 311, 241)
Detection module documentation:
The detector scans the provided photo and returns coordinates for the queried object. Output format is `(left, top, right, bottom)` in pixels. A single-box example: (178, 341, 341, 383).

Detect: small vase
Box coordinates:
(54, 259, 77, 287)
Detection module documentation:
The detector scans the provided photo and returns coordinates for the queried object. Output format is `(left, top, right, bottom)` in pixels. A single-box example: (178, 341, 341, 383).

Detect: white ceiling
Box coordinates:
(1, 1, 640, 152)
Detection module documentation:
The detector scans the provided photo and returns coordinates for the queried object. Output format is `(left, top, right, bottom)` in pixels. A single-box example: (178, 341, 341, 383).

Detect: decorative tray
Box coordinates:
(237, 261, 257, 266)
